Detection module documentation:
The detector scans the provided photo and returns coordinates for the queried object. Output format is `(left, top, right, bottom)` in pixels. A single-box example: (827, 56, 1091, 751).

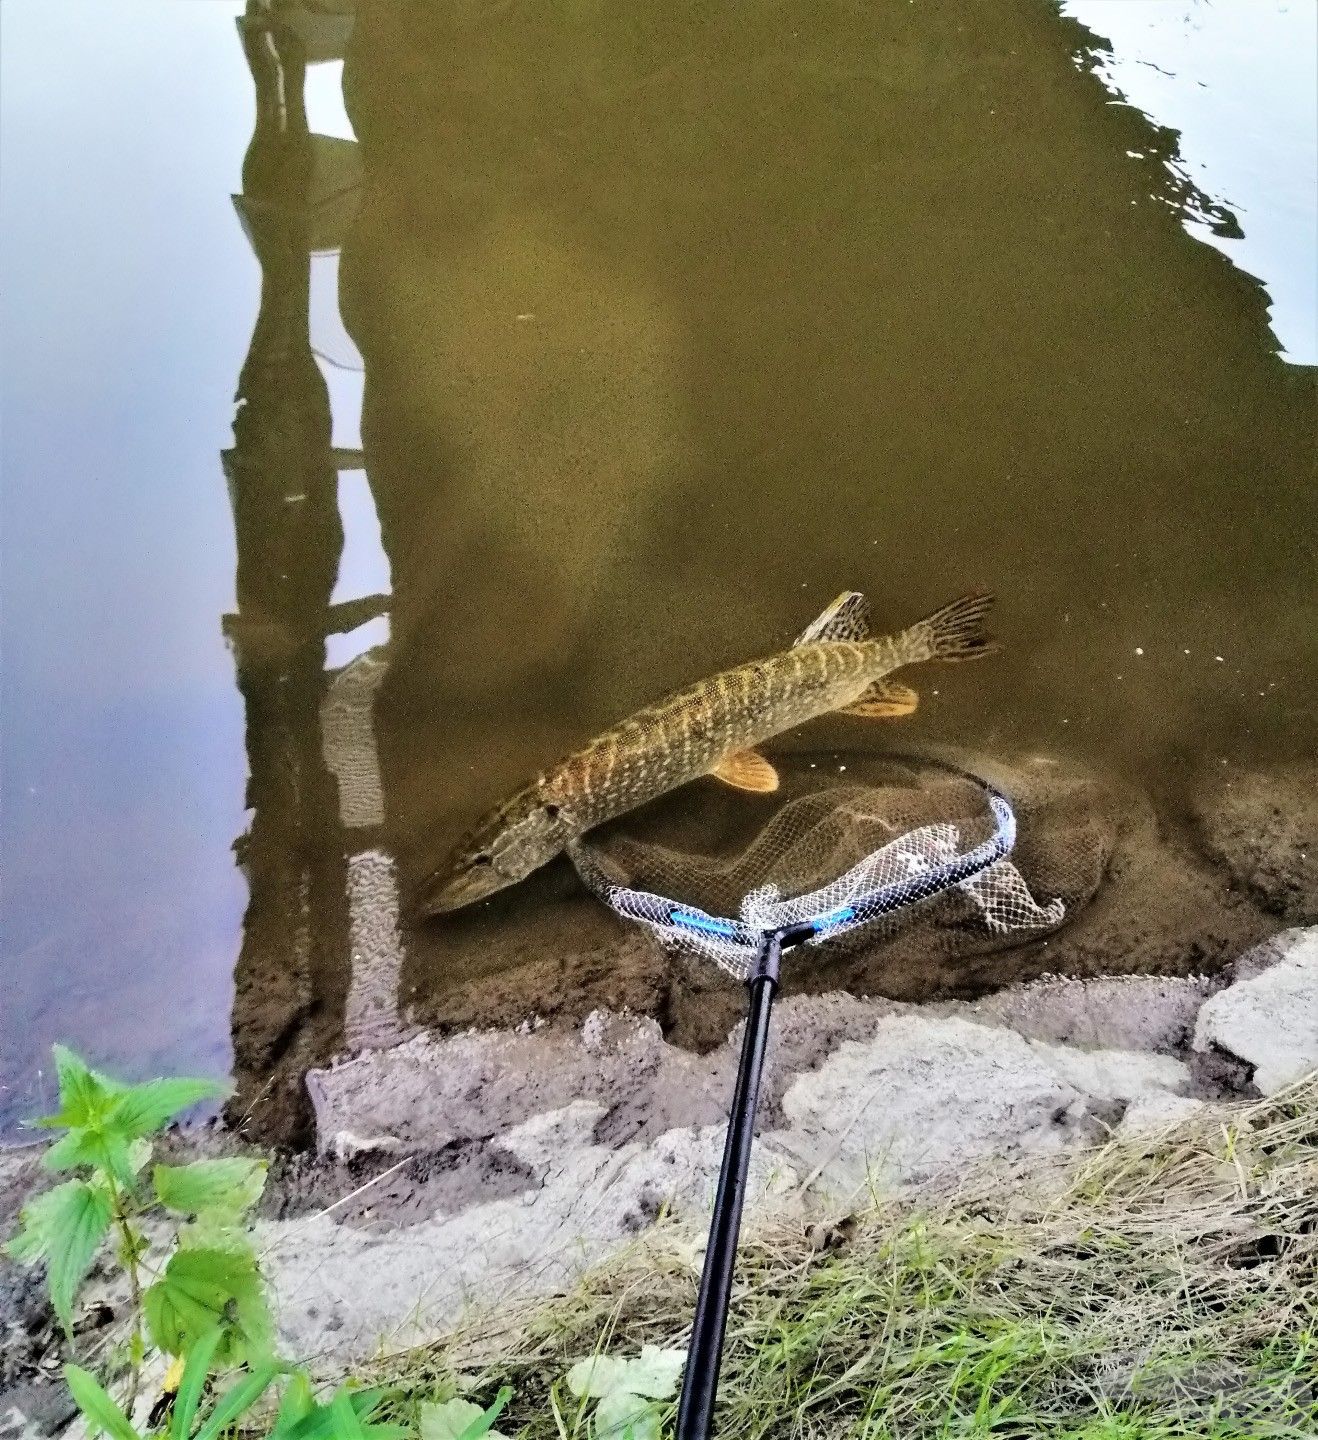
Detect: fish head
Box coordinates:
(419, 788, 571, 914)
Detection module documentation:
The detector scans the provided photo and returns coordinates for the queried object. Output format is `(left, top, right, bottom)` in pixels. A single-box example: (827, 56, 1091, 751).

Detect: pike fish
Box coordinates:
(419, 589, 996, 914)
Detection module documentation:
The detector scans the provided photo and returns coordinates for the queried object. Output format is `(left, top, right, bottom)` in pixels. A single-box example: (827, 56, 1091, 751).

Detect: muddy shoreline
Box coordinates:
(4, 755, 1313, 1428)
(5, 920, 1315, 1425)
(226, 752, 1318, 1146)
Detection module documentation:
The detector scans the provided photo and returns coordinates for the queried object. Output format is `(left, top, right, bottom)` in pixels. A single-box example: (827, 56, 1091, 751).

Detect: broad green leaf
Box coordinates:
(232, 1264, 277, 1361)
(52, 1046, 101, 1121)
(168, 1325, 224, 1440)
(177, 1211, 260, 1259)
(191, 1362, 279, 1440)
(566, 1354, 629, 1399)
(109, 1076, 230, 1140)
(43, 1126, 140, 1189)
(6, 1179, 112, 1334)
(144, 1246, 272, 1361)
(420, 1395, 511, 1440)
(63, 1364, 142, 1440)
(36, 1047, 121, 1131)
(31, 1048, 144, 1189)
(41, 1128, 101, 1170)
(154, 1158, 267, 1218)
(619, 1346, 686, 1400)
(594, 1392, 659, 1440)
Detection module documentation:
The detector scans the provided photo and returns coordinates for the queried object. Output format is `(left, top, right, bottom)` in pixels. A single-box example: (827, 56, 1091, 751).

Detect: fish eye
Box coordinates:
(473, 853, 493, 867)
(544, 804, 561, 819)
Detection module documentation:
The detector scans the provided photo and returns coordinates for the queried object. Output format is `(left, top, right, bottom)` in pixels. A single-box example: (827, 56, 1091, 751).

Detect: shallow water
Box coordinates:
(2, 0, 1314, 1140)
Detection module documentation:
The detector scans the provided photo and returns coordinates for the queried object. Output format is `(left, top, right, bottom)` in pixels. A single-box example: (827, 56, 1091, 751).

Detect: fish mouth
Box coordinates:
(414, 866, 508, 917)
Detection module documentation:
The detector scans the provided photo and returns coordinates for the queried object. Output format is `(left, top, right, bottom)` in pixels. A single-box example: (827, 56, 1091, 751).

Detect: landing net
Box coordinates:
(567, 770, 1065, 980)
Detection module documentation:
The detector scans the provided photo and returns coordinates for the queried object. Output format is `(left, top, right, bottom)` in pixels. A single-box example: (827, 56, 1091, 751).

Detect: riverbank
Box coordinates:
(369, 1069, 1318, 1437)
(4, 927, 1315, 1434)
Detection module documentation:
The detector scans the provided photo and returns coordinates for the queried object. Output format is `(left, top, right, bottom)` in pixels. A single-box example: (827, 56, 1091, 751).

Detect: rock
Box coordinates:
(262, 1104, 797, 1362)
(305, 1018, 733, 1161)
(249, 940, 1311, 1362)
(776, 1015, 1188, 1194)
(1027, 1039, 1190, 1103)
(1117, 1094, 1209, 1138)
(1193, 927, 1318, 1094)
(326, 1129, 404, 1163)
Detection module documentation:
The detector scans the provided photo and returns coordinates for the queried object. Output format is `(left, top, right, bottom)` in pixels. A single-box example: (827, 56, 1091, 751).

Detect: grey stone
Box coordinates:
(262, 1102, 798, 1362)
(1117, 1093, 1210, 1138)
(1193, 927, 1318, 1094)
(773, 1015, 1194, 1197)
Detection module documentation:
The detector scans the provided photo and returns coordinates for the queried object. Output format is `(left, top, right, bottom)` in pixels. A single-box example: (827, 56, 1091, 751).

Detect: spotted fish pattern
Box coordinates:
(417, 589, 996, 914)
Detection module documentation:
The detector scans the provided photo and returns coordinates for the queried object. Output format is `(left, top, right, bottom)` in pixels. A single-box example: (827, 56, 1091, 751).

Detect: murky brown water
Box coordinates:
(2, 0, 1314, 1141)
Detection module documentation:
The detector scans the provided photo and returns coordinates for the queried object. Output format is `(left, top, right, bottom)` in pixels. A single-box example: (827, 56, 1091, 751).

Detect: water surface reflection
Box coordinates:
(2, 0, 1314, 1142)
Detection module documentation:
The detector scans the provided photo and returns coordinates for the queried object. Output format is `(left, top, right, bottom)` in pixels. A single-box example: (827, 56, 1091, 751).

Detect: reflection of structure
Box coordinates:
(224, 0, 404, 1143)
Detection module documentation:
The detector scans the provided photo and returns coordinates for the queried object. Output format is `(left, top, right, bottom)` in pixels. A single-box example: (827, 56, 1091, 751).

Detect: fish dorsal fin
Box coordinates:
(794, 591, 871, 646)
(710, 749, 780, 793)
(841, 678, 919, 719)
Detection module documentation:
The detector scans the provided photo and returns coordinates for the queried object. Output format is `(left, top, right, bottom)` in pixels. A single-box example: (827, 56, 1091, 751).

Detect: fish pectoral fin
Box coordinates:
(794, 591, 871, 645)
(840, 679, 919, 719)
(710, 749, 781, 793)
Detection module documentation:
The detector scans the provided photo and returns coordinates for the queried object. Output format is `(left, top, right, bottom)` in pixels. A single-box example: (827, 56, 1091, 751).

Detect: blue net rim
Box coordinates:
(589, 784, 1016, 951)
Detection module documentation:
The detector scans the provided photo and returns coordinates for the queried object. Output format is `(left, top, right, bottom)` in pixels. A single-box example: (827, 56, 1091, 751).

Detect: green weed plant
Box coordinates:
(5, 1046, 513, 1440)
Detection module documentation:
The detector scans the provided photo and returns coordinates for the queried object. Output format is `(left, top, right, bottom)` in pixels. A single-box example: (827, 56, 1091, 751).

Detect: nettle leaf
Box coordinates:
(619, 1346, 686, 1400)
(144, 1245, 273, 1362)
(420, 1395, 511, 1440)
(154, 1158, 267, 1218)
(566, 1355, 630, 1400)
(176, 1212, 260, 1264)
(36, 1047, 123, 1132)
(43, 1126, 142, 1190)
(109, 1076, 230, 1141)
(594, 1392, 659, 1440)
(32, 1051, 225, 1194)
(37, 1053, 155, 1190)
(6, 1179, 112, 1334)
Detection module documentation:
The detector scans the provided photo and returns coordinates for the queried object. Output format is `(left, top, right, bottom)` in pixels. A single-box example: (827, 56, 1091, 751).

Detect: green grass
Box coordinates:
(366, 1075, 1318, 1438)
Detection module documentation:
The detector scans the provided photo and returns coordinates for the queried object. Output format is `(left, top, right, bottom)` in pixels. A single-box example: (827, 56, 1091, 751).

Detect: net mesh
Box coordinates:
(567, 765, 1065, 980)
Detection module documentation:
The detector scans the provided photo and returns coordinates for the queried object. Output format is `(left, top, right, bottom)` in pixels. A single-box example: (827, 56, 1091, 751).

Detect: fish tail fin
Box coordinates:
(907, 591, 998, 662)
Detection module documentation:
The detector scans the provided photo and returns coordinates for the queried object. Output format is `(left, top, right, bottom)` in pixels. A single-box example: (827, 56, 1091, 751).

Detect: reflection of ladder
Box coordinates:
(224, 1, 406, 1142)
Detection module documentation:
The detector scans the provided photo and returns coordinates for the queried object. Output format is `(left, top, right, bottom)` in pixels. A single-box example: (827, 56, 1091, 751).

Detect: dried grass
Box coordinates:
(370, 1074, 1318, 1438)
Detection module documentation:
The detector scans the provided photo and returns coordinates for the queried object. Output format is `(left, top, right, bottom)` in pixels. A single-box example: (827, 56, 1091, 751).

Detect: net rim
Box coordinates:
(566, 779, 1017, 952)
